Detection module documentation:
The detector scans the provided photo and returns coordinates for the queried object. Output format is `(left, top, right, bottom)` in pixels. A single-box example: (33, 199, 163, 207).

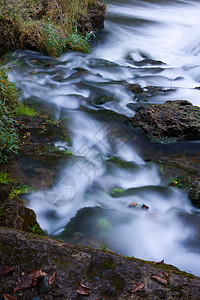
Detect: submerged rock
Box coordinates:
(134, 58, 165, 66)
(0, 227, 200, 299)
(128, 84, 176, 102)
(131, 100, 200, 142)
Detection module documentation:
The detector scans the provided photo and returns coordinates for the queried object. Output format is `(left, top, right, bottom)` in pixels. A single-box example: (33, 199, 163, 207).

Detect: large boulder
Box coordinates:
(131, 100, 200, 142)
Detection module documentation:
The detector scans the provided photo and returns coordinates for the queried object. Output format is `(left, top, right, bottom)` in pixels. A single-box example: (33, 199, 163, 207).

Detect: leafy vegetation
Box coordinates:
(0, 171, 34, 217)
(0, 0, 104, 56)
(28, 224, 42, 234)
(99, 238, 108, 251)
(0, 65, 20, 162)
(0, 63, 30, 162)
(0, 171, 34, 200)
(0, 170, 11, 184)
(14, 102, 36, 117)
(168, 176, 191, 191)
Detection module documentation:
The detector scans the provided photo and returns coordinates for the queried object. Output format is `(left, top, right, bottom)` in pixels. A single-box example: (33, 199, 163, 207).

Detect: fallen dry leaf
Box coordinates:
(151, 274, 167, 285)
(14, 270, 47, 293)
(14, 276, 33, 294)
(129, 202, 137, 207)
(163, 271, 169, 278)
(153, 259, 164, 265)
(28, 270, 47, 283)
(132, 282, 145, 293)
(49, 272, 57, 285)
(0, 266, 14, 276)
(3, 295, 17, 300)
(77, 281, 92, 295)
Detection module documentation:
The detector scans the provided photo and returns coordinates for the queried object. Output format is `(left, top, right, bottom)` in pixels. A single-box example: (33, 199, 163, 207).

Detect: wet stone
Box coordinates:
(131, 100, 200, 142)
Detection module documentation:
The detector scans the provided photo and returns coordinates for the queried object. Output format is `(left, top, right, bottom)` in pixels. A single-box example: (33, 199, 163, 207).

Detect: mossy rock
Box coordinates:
(57, 206, 112, 245)
(151, 154, 200, 208)
(0, 183, 41, 233)
(107, 156, 137, 169)
(131, 100, 200, 142)
(110, 185, 173, 198)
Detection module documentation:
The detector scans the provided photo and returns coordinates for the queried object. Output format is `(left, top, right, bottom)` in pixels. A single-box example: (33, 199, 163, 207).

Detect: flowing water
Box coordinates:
(9, 0, 200, 276)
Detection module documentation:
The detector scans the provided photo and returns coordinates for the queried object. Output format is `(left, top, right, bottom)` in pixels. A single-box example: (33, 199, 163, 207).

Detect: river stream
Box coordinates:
(9, 0, 200, 276)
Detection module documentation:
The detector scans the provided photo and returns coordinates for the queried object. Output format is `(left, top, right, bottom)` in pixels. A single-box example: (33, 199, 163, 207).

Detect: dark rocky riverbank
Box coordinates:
(1, 227, 200, 299)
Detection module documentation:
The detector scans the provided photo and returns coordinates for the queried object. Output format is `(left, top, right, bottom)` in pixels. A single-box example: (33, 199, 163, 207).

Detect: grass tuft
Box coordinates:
(0, 0, 105, 56)
(14, 102, 36, 117)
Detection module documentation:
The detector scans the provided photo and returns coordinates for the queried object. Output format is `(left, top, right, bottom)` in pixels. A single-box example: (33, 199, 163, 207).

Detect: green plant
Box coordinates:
(0, 172, 34, 200)
(17, 184, 34, 194)
(0, 171, 11, 184)
(0, 64, 20, 163)
(159, 164, 164, 175)
(8, 187, 20, 200)
(66, 31, 91, 53)
(14, 102, 36, 116)
(40, 21, 67, 56)
(0, 101, 19, 162)
(168, 177, 190, 191)
(99, 238, 108, 251)
(9, 184, 34, 200)
(0, 66, 18, 107)
(168, 178, 179, 186)
(28, 224, 42, 234)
